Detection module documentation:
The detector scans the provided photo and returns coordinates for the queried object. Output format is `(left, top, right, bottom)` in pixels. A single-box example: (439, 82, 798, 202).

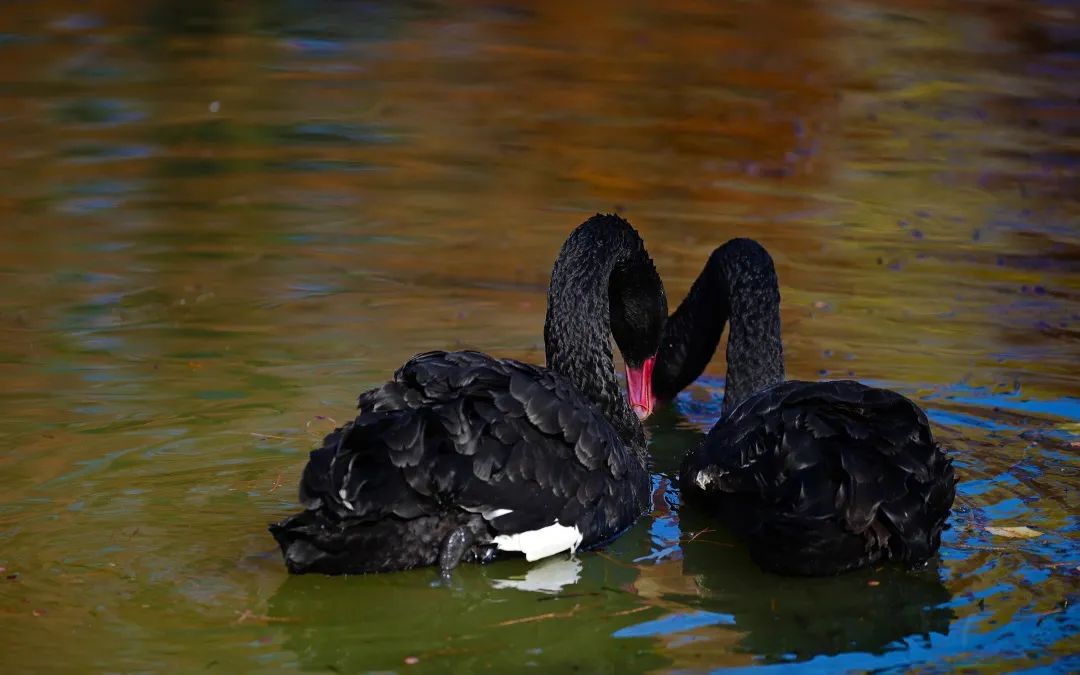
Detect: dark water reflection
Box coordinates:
(0, 0, 1078, 672)
(675, 501, 955, 663)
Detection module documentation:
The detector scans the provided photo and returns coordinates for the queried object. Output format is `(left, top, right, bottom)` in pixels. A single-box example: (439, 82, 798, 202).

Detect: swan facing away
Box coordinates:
(270, 214, 668, 575)
(655, 238, 956, 576)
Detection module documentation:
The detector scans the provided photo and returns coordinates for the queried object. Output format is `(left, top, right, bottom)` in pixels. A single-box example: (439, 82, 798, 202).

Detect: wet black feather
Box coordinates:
(662, 239, 957, 576)
(269, 214, 666, 575)
(271, 349, 654, 574)
(681, 381, 956, 575)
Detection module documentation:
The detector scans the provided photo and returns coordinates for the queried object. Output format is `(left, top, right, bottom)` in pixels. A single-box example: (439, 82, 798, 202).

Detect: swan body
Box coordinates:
(656, 238, 956, 575)
(274, 350, 648, 573)
(683, 379, 955, 575)
(270, 215, 667, 575)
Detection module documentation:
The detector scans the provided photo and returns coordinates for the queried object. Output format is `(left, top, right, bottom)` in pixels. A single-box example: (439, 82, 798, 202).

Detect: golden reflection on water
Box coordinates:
(0, 0, 1077, 672)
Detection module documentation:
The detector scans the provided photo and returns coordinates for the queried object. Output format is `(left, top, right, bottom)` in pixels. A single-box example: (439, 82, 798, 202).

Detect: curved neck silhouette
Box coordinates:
(545, 214, 664, 446)
(653, 238, 785, 416)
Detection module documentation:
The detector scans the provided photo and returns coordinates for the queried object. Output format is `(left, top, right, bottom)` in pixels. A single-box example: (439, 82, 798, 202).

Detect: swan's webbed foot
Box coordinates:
(438, 527, 475, 578)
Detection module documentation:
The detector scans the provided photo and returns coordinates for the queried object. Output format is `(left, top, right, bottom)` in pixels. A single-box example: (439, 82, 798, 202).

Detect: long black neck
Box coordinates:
(654, 238, 785, 416)
(544, 215, 647, 449)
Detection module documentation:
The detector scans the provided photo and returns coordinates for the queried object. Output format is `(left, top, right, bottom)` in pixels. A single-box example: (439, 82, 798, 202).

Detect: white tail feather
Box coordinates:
(493, 522, 583, 562)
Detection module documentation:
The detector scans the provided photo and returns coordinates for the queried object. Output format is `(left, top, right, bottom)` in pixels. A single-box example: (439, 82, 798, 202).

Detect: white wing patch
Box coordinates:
(482, 508, 514, 520)
(694, 471, 714, 491)
(493, 521, 583, 562)
(337, 488, 354, 511)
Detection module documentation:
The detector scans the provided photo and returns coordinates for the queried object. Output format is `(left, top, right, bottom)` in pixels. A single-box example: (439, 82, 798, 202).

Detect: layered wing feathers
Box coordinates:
(301, 350, 646, 550)
(682, 380, 955, 575)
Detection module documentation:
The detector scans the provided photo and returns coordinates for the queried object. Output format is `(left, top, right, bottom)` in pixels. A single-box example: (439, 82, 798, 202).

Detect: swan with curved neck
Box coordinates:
(654, 239, 784, 414)
(546, 215, 666, 430)
(654, 238, 955, 576)
(270, 214, 667, 575)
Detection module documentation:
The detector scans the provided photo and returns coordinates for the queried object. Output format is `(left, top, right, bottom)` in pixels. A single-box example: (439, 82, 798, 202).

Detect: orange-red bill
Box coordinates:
(625, 356, 656, 420)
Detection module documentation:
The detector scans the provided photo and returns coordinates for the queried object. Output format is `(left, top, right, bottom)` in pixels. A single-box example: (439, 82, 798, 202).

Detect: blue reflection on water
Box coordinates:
(927, 383, 1080, 422)
(614, 610, 736, 639)
(708, 601, 1080, 673)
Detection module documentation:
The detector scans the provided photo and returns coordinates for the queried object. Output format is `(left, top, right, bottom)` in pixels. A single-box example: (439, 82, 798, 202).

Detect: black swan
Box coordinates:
(653, 238, 956, 576)
(269, 214, 668, 575)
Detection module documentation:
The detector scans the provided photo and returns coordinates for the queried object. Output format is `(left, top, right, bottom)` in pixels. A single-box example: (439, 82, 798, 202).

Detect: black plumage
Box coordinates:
(269, 214, 667, 575)
(655, 238, 956, 576)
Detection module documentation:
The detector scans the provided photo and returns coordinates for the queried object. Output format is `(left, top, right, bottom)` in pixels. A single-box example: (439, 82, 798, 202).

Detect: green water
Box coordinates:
(0, 1, 1077, 672)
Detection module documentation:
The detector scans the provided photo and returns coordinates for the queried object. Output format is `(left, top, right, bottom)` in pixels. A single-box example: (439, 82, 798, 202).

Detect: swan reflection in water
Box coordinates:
(262, 466, 952, 673)
(620, 412, 955, 668)
(667, 503, 954, 663)
(263, 553, 658, 673)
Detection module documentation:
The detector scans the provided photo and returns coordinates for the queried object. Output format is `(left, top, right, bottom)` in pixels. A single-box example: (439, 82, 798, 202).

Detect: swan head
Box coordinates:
(608, 238, 666, 420)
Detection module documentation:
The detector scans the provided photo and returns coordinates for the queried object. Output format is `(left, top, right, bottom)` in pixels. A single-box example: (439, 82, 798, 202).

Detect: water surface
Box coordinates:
(0, 1, 1078, 672)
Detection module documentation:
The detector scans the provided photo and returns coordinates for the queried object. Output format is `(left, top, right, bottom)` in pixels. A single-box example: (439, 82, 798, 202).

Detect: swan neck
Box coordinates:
(544, 218, 646, 447)
(718, 240, 785, 415)
(654, 258, 729, 403)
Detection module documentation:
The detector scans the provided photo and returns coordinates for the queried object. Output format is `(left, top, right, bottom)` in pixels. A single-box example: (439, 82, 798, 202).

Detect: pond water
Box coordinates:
(0, 1, 1077, 672)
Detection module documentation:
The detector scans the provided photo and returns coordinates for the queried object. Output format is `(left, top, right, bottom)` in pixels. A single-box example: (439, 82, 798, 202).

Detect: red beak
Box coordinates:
(625, 356, 656, 421)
